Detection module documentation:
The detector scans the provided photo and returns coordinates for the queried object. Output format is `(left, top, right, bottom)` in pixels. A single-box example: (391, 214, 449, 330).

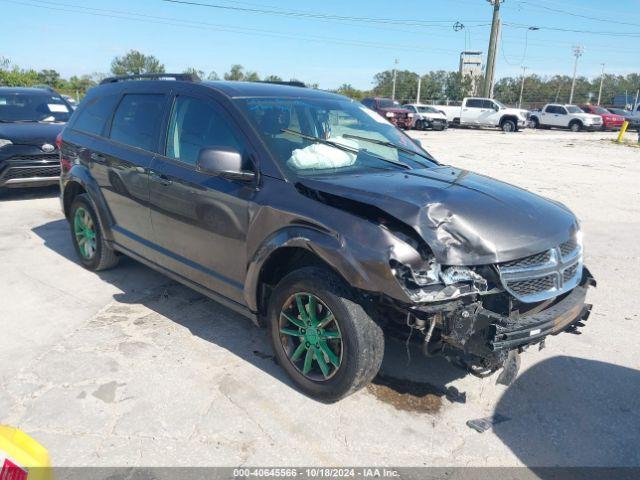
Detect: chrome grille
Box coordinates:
(502, 250, 551, 269)
(498, 238, 583, 303)
(509, 275, 556, 297)
(5, 165, 60, 180)
(10, 154, 59, 163)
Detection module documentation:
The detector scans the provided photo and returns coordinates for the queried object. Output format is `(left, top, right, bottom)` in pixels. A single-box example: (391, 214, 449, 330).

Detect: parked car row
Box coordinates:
(2, 76, 594, 402)
(0, 87, 72, 190)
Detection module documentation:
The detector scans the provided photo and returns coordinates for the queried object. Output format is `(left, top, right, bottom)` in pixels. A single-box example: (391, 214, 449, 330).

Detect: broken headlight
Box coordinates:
(390, 257, 441, 289)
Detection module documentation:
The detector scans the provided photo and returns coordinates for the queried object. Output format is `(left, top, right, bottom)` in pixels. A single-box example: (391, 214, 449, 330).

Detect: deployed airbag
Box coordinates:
(288, 137, 358, 170)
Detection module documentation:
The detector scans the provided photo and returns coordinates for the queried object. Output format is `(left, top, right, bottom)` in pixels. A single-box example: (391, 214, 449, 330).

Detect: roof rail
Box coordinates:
(100, 73, 200, 85)
(256, 80, 306, 88)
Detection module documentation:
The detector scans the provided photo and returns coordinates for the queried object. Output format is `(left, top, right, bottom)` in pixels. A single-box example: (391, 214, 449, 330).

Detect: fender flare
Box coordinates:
(62, 165, 115, 242)
(243, 225, 371, 312)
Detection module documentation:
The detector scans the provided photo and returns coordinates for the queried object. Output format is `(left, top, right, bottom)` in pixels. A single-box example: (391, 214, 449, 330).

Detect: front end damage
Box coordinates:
(296, 170, 595, 384)
(385, 238, 596, 383)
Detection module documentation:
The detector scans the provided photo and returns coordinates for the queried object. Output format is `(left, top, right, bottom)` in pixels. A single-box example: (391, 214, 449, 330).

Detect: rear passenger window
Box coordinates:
(166, 96, 242, 166)
(72, 95, 119, 136)
(466, 99, 483, 108)
(110, 94, 165, 151)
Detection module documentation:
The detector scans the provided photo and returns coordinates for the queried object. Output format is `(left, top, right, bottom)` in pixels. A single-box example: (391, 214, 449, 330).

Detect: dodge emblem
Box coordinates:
(42, 143, 55, 153)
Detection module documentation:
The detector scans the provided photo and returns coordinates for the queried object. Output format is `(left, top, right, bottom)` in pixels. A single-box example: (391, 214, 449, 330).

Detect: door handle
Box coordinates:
(90, 152, 106, 163)
(150, 171, 173, 186)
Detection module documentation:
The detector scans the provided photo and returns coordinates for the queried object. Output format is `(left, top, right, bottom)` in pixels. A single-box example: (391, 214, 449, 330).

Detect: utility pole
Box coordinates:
(597, 63, 605, 105)
(391, 59, 399, 100)
(482, 0, 503, 98)
(416, 75, 422, 103)
(568, 45, 584, 104)
(518, 66, 527, 108)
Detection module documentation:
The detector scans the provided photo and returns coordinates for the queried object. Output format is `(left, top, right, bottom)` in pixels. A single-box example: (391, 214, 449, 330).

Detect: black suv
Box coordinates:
(0, 87, 72, 190)
(59, 74, 594, 401)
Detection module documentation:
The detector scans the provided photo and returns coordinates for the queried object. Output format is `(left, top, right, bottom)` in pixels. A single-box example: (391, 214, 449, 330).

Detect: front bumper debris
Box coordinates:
(485, 272, 594, 352)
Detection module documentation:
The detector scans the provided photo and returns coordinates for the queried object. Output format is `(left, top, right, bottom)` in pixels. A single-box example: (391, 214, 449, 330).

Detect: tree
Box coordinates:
(183, 67, 204, 79)
(336, 83, 365, 100)
(37, 69, 61, 88)
(263, 74, 283, 82)
(207, 71, 220, 80)
(224, 64, 260, 81)
(110, 50, 165, 76)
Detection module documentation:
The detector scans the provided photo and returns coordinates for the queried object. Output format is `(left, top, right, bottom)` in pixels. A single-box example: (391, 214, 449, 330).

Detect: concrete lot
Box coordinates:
(1, 128, 639, 468)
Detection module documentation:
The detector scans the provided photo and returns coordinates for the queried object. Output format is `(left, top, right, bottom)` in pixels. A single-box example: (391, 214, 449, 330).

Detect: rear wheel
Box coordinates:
(267, 267, 384, 402)
(69, 194, 119, 271)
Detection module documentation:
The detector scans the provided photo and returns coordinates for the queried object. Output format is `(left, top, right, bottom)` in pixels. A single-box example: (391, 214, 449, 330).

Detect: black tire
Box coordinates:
(501, 119, 517, 132)
(69, 194, 119, 271)
(531, 117, 540, 129)
(569, 120, 583, 132)
(267, 266, 384, 402)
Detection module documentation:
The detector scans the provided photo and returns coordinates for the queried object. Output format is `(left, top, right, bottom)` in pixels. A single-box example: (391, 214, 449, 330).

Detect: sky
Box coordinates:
(1, 0, 639, 90)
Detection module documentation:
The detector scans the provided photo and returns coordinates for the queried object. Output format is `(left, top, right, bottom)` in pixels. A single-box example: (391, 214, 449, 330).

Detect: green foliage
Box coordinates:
(224, 64, 260, 81)
(110, 50, 165, 75)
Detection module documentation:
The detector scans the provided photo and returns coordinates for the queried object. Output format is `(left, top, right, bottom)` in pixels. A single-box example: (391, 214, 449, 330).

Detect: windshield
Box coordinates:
(494, 100, 507, 109)
(236, 97, 437, 177)
(566, 105, 582, 114)
(593, 106, 609, 115)
(0, 92, 71, 122)
(608, 108, 626, 115)
(378, 99, 400, 109)
(417, 106, 440, 113)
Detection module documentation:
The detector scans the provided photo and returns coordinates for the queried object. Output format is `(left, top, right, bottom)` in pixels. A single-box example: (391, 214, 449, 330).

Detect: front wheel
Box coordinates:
(569, 121, 582, 132)
(267, 267, 384, 402)
(501, 119, 516, 132)
(69, 194, 119, 271)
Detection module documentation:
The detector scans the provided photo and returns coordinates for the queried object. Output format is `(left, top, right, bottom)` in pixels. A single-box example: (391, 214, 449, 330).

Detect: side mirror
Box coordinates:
(414, 139, 423, 148)
(493, 104, 500, 111)
(196, 147, 256, 182)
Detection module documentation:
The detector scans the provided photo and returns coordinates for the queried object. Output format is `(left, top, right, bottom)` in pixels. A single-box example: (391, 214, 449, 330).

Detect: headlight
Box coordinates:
(391, 258, 441, 288)
(385, 112, 395, 118)
(407, 113, 414, 118)
(440, 266, 487, 289)
(0, 139, 12, 149)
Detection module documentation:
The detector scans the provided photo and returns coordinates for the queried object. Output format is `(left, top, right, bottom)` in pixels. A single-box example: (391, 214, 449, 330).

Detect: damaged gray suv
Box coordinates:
(59, 74, 595, 402)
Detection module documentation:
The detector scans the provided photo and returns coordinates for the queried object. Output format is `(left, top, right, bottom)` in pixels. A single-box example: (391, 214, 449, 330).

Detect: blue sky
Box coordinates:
(1, 0, 639, 89)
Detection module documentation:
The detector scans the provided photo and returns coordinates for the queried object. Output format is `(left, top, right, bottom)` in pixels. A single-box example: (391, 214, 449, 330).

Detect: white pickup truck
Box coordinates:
(529, 104, 603, 132)
(435, 97, 528, 132)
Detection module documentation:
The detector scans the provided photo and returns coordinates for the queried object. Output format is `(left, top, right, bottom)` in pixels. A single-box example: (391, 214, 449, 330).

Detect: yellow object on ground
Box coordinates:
(617, 120, 629, 143)
(0, 426, 51, 480)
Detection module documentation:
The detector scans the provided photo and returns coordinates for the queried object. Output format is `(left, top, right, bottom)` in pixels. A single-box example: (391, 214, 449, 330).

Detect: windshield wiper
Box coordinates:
(342, 133, 433, 162)
(281, 129, 411, 170)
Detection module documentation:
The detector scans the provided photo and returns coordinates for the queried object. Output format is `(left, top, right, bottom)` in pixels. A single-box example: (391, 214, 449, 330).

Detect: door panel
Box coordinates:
(149, 94, 254, 303)
(98, 93, 168, 254)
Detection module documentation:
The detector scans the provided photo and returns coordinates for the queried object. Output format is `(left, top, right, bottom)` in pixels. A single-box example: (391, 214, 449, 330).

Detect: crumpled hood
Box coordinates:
(300, 166, 579, 265)
(0, 122, 65, 146)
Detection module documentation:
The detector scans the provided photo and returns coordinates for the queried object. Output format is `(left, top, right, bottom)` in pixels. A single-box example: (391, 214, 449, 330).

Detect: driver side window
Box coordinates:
(166, 96, 242, 166)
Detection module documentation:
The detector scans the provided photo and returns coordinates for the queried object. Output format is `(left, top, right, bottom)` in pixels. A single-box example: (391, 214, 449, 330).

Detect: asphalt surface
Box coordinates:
(1, 128, 639, 468)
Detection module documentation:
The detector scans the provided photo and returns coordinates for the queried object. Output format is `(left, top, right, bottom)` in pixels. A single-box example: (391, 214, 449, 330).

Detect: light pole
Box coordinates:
(391, 59, 399, 100)
(518, 66, 527, 108)
(569, 45, 584, 104)
(597, 63, 605, 106)
(416, 75, 422, 103)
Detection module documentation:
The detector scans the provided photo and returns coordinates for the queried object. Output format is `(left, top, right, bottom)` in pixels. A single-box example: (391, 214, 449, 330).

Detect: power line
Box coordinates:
(162, 0, 487, 28)
(518, 1, 640, 29)
(504, 22, 640, 37)
(3, 0, 463, 54)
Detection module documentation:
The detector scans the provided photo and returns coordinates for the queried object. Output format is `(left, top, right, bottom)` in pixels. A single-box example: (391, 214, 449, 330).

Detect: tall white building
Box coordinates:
(459, 51, 483, 95)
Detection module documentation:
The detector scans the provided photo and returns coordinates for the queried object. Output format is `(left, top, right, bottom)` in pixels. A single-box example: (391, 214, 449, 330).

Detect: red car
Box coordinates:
(580, 105, 625, 130)
(361, 97, 414, 129)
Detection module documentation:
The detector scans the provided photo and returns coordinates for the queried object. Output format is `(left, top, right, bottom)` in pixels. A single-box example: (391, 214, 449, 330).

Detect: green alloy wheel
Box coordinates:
(279, 292, 343, 381)
(268, 266, 384, 402)
(69, 193, 119, 271)
(73, 207, 97, 259)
